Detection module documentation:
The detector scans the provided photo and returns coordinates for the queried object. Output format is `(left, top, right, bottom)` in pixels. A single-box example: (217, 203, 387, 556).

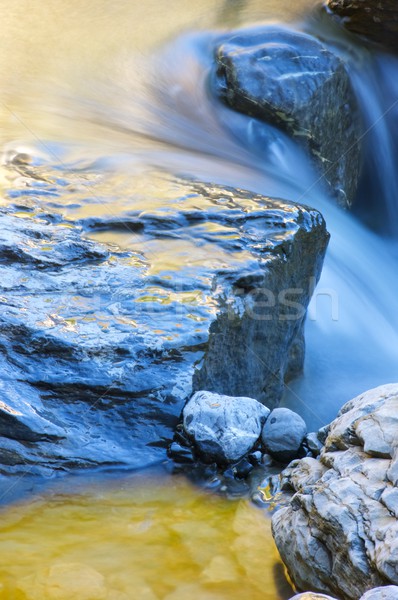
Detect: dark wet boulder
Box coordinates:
(272, 384, 398, 600)
(261, 407, 307, 462)
(168, 441, 195, 463)
(191, 192, 329, 404)
(212, 26, 361, 208)
(0, 154, 328, 477)
(325, 0, 398, 53)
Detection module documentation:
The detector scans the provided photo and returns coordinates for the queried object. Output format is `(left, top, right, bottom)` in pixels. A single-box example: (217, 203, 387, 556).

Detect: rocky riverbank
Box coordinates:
(272, 384, 398, 600)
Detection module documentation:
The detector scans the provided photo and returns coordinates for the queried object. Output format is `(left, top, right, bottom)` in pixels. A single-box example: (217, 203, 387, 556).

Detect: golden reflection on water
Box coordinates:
(0, 0, 318, 76)
(0, 476, 292, 600)
(0, 0, 317, 145)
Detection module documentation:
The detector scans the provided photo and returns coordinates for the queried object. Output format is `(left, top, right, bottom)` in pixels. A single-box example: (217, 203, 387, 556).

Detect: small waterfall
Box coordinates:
(350, 53, 398, 235)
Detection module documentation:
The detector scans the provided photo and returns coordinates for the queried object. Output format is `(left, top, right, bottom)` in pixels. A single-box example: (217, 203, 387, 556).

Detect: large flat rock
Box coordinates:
(0, 152, 328, 476)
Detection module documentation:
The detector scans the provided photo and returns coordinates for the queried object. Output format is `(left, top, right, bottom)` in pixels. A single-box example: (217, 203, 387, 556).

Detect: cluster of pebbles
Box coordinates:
(169, 390, 317, 496)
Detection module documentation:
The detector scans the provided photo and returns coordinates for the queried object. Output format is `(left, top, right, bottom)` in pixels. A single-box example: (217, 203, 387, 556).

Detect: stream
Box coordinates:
(1, 0, 398, 598)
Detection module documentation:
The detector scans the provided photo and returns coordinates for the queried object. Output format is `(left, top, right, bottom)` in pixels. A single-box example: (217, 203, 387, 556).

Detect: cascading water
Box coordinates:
(69, 19, 398, 429)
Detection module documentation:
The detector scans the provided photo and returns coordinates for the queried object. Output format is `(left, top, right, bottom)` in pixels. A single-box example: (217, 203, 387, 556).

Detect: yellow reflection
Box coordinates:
(0, 477, 292, 600)
(0, 0, 319, 85)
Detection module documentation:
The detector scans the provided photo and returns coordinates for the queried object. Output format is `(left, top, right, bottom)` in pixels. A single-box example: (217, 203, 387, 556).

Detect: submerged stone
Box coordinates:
(0, 156, 328, 476)
(212, 26, 361, 208)
(0, 475, 292, 599)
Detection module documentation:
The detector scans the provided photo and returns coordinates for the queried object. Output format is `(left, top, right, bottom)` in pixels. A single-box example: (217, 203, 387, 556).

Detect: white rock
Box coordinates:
(183, 391, 269, 463)
(361, 586, 398, 600)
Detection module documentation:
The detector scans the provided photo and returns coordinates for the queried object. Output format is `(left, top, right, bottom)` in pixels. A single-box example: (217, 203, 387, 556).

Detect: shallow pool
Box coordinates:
(0, 473, 293, 600)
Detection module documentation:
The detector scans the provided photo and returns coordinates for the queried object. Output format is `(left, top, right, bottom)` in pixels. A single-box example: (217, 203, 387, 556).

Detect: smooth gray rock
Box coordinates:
(0, 154, 329, 480)
(212, 26, 361, 208)
(261, 407, 307, 462)
(290, 594, 338, 600)
(272, 384, 398, 600)
(183, 391, 269, 463)
(289, 586, 398, 600)
(361, 587, 398, 600)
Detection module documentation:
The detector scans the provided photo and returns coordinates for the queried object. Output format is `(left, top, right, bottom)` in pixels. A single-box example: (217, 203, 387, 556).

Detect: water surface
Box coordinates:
(0, 474, 292, 600)
(1, 1, 398, 597)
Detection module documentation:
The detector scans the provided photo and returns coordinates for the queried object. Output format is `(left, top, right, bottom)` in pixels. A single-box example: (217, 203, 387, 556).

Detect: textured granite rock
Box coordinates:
(361, 587, 398, 600)
(182, 391, 269, 463)
(0, 153, 329, 478)
(261, 407, 307, 462)
(290, 587, 398, 600)
(325, 0, 398, 53)
(272, 384, 398, 600)
(212, 26, 361, 208)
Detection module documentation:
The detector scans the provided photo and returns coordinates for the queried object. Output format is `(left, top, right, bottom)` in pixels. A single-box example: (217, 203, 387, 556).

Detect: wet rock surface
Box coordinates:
(182, 391, 269, 464)
(0, 152, 328, 477)
(212, 26, 361, 208)
(325, 0, 398, 53)
(272, 384, 398, 600)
